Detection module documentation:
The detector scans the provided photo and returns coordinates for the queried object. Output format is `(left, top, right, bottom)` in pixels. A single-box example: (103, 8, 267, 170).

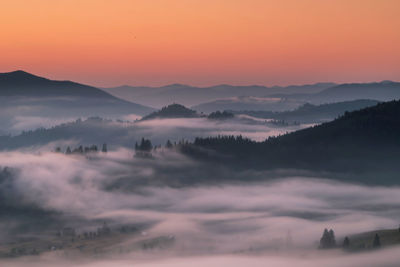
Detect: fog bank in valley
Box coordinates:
(0, 148, 399, 265)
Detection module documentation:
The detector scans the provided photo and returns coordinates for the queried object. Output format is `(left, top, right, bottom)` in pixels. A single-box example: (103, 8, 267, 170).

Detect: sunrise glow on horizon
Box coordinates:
(1, 0, 399, 87)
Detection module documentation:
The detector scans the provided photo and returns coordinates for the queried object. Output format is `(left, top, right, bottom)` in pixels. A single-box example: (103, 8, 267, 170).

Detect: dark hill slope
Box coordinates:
(0, 71, 154, 123)
(0, 70, 112, 98)
(184, 100, 400, 181)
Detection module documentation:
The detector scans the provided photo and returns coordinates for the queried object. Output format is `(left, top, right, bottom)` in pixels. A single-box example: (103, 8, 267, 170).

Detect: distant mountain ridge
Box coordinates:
(308, 81, 400, 103)
(233, 99, 380, 123)
(190, 81, 400, 112)
(103, 83, 336, 108)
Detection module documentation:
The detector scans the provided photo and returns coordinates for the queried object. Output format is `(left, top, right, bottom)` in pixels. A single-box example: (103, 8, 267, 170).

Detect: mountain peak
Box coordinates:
(0, 70, 48, 82)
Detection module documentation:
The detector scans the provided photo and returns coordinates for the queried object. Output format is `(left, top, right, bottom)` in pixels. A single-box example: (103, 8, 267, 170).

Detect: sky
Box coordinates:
(1, 0, 399, 87)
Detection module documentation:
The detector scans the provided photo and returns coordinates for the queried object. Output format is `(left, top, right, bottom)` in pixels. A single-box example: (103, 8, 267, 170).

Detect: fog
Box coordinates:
(0, 148, 399, 266)
(135, 117, 307, 142)
(0, 116, 312, 151)
(4, 248, 400, 267)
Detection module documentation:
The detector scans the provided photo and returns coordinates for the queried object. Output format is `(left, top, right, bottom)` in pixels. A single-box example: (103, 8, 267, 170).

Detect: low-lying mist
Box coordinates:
(0, 116, 311, 150)
(0, 148, 399, 266)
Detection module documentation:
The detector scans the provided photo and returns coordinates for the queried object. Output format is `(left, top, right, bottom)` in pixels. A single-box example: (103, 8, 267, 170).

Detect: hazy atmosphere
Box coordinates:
(1, 1, 400, 266)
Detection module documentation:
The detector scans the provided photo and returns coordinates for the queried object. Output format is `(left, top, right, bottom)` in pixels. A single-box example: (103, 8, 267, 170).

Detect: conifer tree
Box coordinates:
(166, 140, 173, 148)
(343, 236, 350, 249)
(102, 143, 107, 153)
(372, 233, 381, 248)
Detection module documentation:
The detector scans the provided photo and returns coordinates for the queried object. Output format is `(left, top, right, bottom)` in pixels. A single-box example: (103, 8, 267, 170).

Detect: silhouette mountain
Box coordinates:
(0, 70, 114, 98)
(0, 71, 154, 119)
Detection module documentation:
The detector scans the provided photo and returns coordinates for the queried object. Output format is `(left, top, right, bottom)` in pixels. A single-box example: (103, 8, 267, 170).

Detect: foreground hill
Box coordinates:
(183, 100, 400, 183)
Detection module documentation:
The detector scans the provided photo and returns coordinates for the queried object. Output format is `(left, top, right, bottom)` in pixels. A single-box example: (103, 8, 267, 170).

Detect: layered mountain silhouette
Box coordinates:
(191, 81, 400, 112)
(103, 83, 336, 108)
(268, 81, 400, 104)
(306, 81, 400, 103)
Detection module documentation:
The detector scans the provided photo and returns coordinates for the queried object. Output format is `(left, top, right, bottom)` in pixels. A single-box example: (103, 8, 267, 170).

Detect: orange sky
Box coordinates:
(1, 0, 399, 87)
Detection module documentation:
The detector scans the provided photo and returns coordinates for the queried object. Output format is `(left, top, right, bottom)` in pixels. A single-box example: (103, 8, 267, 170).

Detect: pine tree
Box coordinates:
(320, 229, 330, 249)
(329, 229, 336, 247)
(102, 143, 107, 153)
(343, 236, 350, 249)
(166, 140, 173, 148)
(66, 146, 72, 154)
(372, 233, 381, 248)
(138, 138, 152, 151)
(320, 228, 336, 249)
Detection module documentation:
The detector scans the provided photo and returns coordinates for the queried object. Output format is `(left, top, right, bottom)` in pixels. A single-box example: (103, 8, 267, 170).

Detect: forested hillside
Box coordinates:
(182, 100, 400, 181)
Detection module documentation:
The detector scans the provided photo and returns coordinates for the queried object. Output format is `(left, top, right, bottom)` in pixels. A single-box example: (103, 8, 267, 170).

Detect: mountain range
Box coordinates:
(103, 83, 336, 108)
(193, 81, 400, 112)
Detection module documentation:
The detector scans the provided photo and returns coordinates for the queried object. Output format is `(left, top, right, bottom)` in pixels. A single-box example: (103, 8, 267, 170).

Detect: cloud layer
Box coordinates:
(0, 149, 399, 265)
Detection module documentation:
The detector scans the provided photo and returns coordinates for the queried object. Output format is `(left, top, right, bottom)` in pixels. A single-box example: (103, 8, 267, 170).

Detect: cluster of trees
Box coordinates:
(134, 138, 154, 158)
(319, 228, 382, 251)
(134, 137, 191, 158)
(135, 138, 153, 152)
(59, 222, 112, 241)
(207, 111, 234, 120)
(319, 228, 336, 249)
(269, 119, 300, 126)
(135, 138, 191, 153)
(56, 143, 107, 154)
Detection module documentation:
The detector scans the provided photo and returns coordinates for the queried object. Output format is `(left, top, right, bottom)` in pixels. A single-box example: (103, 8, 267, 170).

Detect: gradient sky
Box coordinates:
(1, 0, 399, 87)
